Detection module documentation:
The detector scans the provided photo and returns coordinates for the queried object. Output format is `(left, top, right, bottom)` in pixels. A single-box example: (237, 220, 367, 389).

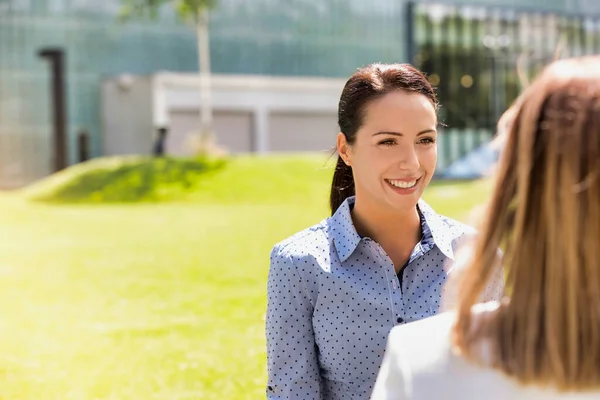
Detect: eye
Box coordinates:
(418, 137, 436, 145)
(378, 139, 396, 146)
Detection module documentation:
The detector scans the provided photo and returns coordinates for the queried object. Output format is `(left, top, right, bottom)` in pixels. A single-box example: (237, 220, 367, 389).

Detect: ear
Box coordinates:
(336, 132, 352, 166)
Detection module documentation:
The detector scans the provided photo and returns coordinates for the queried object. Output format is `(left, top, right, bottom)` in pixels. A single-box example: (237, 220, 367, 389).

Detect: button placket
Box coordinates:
(372, 241, 404, 324)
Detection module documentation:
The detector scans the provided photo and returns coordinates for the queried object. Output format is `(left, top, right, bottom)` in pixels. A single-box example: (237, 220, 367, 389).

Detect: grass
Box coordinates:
(0, 154, 490, 399)
(19, 156, 226, 203)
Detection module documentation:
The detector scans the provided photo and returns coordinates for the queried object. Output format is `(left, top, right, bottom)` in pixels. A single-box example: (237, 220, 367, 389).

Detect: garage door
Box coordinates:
(269, 112, 338, 152)
(168, 110, 253, 155)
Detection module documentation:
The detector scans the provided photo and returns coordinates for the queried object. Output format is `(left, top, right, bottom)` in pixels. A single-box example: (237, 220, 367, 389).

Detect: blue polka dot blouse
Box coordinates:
(265, 196, 504, 399)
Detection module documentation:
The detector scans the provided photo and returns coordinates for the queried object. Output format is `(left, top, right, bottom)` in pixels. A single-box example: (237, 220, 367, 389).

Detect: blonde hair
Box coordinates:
(452, 55, 600, 390)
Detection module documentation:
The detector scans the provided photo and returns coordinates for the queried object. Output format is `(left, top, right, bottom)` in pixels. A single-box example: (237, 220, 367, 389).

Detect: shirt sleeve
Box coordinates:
(265, 244, 322, 400)
(370, 328, 409, 400)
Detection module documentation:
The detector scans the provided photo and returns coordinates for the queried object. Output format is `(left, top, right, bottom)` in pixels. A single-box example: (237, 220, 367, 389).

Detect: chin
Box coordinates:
(387, 194, 420, 211)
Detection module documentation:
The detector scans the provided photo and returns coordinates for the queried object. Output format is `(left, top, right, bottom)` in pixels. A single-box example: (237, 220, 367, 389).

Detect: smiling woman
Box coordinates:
(337, 90, 438, 220)
(265, 63, 505, 400)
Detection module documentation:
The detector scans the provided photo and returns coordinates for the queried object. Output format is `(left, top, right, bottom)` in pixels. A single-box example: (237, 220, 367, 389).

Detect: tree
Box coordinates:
(119, 0, 218, 155)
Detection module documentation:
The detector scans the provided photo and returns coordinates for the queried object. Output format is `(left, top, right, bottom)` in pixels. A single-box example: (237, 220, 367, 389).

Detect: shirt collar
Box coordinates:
(417, 199, 456, 260)
(330, 196, 456, 262)
(330, 197, 362, 262)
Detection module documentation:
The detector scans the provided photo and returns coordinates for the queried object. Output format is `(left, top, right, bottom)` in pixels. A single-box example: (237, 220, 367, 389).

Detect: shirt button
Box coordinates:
(397, 317, 404, 324)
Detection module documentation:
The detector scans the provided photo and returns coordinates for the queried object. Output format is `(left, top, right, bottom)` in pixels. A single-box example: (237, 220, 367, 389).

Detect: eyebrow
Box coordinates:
(372, 129, 437, 137)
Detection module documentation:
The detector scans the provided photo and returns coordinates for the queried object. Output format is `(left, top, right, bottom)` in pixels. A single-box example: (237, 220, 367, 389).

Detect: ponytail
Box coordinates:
(329, 155, 355, 215)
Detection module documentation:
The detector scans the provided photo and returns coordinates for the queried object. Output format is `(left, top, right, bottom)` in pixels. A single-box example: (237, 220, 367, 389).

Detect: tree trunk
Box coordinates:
(196, 8, 213, 150)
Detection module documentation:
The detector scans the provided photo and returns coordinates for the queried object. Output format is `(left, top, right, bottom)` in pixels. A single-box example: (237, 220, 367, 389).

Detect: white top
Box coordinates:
(371, 302, 600, 400)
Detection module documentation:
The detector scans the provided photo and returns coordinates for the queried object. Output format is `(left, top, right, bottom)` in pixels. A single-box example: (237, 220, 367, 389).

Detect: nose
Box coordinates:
(398, 145, 420, 171)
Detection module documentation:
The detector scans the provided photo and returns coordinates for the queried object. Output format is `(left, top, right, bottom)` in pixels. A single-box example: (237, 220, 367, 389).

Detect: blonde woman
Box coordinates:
(371, 55, 600, 399)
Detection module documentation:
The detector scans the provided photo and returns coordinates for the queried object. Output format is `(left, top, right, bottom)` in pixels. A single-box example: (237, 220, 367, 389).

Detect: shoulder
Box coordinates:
(382, 312, 457, 384)
(431, 203, 478, 243)
(438, 214, 478, 252)
(388, 312, 455, 350)
(387, 302, 501, 366)
(270, 217, 337, 275)
(419, 200, 476, 239)
(438, 214, 477, 237)
(419, 200, 478, 259)
(268, 219, 336, 304)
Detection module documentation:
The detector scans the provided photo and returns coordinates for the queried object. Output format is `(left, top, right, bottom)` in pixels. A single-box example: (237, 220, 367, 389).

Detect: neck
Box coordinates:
(351, 195, 421, 247)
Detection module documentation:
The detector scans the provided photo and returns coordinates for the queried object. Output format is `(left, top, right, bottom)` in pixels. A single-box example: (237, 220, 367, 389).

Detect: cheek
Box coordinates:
(352, 151, 385, 184)
(419, 146, 437, 169)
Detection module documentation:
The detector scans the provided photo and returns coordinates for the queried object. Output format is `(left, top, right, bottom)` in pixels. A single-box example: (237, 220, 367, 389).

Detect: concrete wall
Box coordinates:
(159, 74, 343, 154)
(101, 73, 345, 157)
(168, 110, 254, 155)
(268, 112, 338, 153)
(101, 76, 154, 156)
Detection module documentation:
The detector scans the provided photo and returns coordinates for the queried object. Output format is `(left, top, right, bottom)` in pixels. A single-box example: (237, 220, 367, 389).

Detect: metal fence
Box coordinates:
(409, 1, 600, 170)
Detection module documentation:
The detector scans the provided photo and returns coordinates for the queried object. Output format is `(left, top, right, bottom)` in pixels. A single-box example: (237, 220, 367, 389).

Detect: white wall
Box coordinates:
(268, 112, 338, 152)
(101, 75, 154, 156)
(102, 73, 347, 157)
(168, 110, 254, 155)
(154, 73, 344, 154)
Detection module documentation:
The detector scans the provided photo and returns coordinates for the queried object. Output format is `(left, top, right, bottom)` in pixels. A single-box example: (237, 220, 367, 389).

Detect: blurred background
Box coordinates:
(0, 0, 599, 399)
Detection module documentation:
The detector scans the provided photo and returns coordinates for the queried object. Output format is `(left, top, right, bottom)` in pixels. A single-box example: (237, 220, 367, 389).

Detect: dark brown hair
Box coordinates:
(330, 63, 438, 214)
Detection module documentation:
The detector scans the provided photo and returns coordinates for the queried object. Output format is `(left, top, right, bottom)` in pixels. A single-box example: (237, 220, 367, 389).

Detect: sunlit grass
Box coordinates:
(19, 156, 225, 203)
(0, 154, 490, 399)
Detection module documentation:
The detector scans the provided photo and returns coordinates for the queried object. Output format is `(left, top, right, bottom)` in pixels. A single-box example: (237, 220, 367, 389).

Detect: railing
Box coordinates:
(409, 1, 600, 170)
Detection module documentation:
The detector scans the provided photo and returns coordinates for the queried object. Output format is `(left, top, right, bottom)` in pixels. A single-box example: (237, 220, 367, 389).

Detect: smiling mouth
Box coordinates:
(385, 178, 420, 189)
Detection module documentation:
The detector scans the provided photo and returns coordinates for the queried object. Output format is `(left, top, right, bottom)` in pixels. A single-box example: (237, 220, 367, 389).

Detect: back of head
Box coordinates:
(453, 55, 600, 391)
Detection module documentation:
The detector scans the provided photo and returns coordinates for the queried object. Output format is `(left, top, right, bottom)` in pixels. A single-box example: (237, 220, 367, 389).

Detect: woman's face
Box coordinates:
(337, 90, 438, 213)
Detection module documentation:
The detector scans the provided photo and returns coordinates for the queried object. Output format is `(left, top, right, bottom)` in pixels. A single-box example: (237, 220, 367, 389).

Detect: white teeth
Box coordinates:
(388, 179, 417, 189)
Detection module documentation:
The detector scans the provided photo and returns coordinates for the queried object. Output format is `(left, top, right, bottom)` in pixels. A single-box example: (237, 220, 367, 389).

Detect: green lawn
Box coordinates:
(0, 154, 490, 399)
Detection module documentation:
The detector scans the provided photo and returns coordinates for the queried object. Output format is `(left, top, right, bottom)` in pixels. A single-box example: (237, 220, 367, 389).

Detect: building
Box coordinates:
(102, 73, 345, 158)
(1, 0, 599, 188)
